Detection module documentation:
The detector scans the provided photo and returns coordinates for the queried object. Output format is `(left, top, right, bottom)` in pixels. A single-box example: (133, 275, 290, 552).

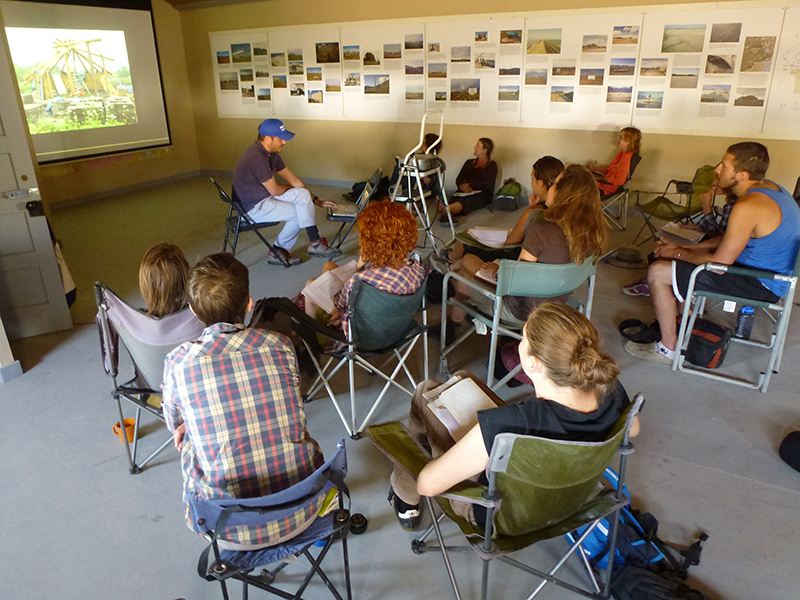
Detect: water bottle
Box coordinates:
(734, 305, 755, 339)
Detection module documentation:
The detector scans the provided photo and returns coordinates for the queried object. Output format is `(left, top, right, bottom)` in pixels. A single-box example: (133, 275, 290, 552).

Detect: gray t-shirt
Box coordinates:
(504, 220, 571, 321)
(232, 142, 286, 213)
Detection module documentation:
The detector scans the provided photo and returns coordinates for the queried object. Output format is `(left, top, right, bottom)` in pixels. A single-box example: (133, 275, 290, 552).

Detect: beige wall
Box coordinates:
(181, 0, 800, 195)
(37, 0, 201, 205)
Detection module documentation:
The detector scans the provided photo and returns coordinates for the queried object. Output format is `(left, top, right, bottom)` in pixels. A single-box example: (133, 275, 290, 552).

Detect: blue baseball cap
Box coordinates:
(258, 118, 295, 140)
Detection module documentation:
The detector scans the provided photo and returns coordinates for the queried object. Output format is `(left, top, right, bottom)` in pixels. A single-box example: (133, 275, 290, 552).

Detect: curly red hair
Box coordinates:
(356, 201, 418, 268)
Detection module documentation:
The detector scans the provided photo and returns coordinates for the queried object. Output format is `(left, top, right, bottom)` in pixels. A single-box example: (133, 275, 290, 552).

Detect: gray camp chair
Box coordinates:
(601, 152, 641, 231)
(254, 274, 429, 439)
(369, 395, 644, 600)
(442, 259, 596, 389)
(95, 283, 204, 473)
(672, 246, 800, 393)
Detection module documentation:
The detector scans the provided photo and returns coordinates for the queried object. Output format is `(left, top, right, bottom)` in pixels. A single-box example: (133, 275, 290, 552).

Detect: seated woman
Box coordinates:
(442, 164, 605, 342)
(388, 302, 638, 530)
(138, 242, 191, 317)
(444, 156, 565, 271)
(438, 137, 498, 224)
(304, 201, 426, 351)
(590, 126, 641, 199)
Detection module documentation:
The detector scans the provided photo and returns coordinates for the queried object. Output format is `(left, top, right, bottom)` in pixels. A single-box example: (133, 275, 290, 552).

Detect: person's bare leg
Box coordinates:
(649, 260, 678, 350)
(449, 254, 484, 324)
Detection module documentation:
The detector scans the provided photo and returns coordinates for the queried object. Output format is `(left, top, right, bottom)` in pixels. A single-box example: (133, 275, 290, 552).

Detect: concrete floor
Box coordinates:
(2, 177, 799, 600)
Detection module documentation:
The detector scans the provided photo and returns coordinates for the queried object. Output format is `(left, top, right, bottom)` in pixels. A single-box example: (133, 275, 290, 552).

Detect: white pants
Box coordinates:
(246, 187, 315, 250)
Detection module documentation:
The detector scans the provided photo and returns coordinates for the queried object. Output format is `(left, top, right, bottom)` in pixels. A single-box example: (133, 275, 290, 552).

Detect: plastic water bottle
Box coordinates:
(735, 306, 755, 339)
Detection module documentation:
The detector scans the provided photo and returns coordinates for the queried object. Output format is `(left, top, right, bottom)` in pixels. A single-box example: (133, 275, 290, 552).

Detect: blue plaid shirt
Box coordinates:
(162, 323, 324, 545)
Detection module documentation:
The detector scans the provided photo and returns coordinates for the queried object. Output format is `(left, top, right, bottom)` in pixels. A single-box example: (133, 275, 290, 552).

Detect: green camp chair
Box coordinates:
(631, 165, 716, 245)
(673, 247, 800, 393)
(254, 274, 429, 439)
(369, 394, 644, 600)
(441, 259, 596, 389)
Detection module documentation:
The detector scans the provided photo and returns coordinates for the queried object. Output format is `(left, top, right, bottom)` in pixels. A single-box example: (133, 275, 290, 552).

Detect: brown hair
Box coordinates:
(478, 137, 494, 159)
(544, 164, 606, 264)
(139, 243, 190, 318)
(524, 302, 619, 394)
(424, 133, 442, 153)
(726, 141, 769, 180)
(356, 201, 418, 268)
(188, 253, 250, 326)
(532, 156, 565, 190)
(620, 127, 641, 154)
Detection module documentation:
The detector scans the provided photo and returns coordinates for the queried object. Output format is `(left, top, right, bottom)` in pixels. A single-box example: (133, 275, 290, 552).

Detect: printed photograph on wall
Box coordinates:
(733, 87, 766, 106)
(345, 72, 361, 87)
(636, 90, 664, 108)
(241, 85, 254, 98)
(288, 48, 303, 61)
(579, 68, 604, 86)
(271, 52, 286, 67)
(384, 43, 402, 59)
(451, 46, 471, 62)
(612, 25, 639, 45)
(435, 91, 447, 101)
(405, 60, 423, 75)
(475, 31, 488, 42)
(217, 51, 230, 64)
(273, 75, 287, 88)
(700, 84, 730, 103)
(661, 24, 706, 53)
(219, 71, 238, 91)
(289, 61, 304, 75)
(552, 60, 576, 77)
(257, 88, 271, 101)
(364, 74, 390, 94)
(428, 42, 440, 53)
(705, 54, 735, 74)
(475, 52, 495, 69)
(316, 42, 340, 63)
(741, 36, 776, 72)
(499, 66, 521, 76)
(498, 84, 519, 101)
(290, 83, 305, 96)
(525, 68, 547, 85)
(609, 58, 635, 76)
(450, 78, 480, 101)
(500, 30, 522, 44)
(405, 34, 423, 50)
(428, 63, 447, 78)
(308, 89, 323, 103)
(607, 85, 632, 103)
(239, 68, 253, 82)
(527, 28, 562, 54)
(582, 35, 607, 53)
(325, 78, 341, 92)
(405, 84, 424, 100)
(255, 69, 269, 78)
(550, 85, 573, 102)
(231, 43, 251, 63)
(640, 58, 668, 77)
(253, 44, 269, 58)
(710, 23, 742, 44)
(670, 67, 699, 89)
(344, 45, 360, 61)
(363, 51, 380, 66)
(306, 67, 322, 81)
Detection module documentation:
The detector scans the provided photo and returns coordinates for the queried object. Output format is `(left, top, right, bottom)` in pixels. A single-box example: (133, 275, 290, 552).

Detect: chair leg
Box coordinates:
(426, 497, 463, 600)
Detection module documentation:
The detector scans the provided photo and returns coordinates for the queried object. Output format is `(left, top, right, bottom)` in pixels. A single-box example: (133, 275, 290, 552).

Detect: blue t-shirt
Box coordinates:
(737, 185, 800, 297)
(232, 142, 286, 213)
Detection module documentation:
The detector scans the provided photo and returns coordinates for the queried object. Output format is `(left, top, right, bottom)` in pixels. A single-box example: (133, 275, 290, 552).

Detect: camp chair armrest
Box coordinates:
(696, 262, 787, 281)
(443, 270, 498, 302)
(440, 482, 500, 509)
(256, 297, 348, 343)
(368, 422, 432, 480)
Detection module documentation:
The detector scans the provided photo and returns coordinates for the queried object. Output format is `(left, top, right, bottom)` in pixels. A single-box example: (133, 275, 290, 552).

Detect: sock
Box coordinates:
(655, 341, 676, 359)
(305, 226, 320, 242)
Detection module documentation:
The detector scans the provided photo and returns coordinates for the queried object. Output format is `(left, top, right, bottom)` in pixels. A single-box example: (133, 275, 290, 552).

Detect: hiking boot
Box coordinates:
(308, 238, 342, 259)
(267, 246, 302, 266)
(428, 252, 452, 275)
(622, 276, 650, 297)
(388, 487, 421, 531)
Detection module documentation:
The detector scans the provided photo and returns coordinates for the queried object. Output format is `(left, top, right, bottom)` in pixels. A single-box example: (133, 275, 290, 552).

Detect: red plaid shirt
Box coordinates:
(162, 323, 324, 546)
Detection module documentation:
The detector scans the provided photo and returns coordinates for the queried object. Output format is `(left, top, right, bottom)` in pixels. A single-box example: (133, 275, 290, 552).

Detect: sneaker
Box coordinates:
(622, 276, 650, 297)
(267, 246, 302, 266)
(388, 487, 421, 531)
(428, 252, 452, 275)
(624, 340, 675, 364)
(307, 237, 342, 259)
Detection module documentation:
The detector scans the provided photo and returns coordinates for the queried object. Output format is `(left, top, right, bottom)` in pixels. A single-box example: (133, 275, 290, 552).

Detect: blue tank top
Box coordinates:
(736, 185, 800, 297)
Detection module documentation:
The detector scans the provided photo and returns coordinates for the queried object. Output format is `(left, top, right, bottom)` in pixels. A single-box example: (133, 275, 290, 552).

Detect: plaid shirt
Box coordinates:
(329, 260, 426, 353)
(696, 196, 736, 238)
(162, 323, 324, 546)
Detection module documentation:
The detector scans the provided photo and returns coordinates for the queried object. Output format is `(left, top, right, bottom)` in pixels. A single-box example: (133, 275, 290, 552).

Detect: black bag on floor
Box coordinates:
(779, 431, 800, 473)
(611, 565, 709, 600)
(684, 318, 733, 369)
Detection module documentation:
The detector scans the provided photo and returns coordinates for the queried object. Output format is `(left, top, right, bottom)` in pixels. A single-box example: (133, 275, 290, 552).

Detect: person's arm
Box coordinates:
(161, 363, 185, 449)
(505, 207, 533, 245)
(456, 160, 472, 192)
(599, 152, 629, 188)
(263, 175, 292, 197)
(417, 424, 489, 497)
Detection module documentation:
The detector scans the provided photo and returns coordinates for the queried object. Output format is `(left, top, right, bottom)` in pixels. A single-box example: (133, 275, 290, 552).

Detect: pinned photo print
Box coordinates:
(289, 61, 303, 75)
(550, 85, 574, 103)
(475, 31, 488, 42)
(288, 48, 303, 61)
(435, 91, 447, 101)
(405, 60, 423, 75)
(607, 86, 632, 103)
(290, 83, 305, 96)
(316, 42, 340, 63)
(525, 68, 547, 85)
(405, 34, 423, 50)
(343, 45, 360, 61)
(257, 88, 271, 101)
(637, 90, 664, 108)
(582, 35, 607, 53)
(498, 85, 519, 101)
(219, 71, 238, 91)
(364, 74, 390, 94)
(609, 58, 635, 76)
(670, 67, 699, 89)
(552, 60, 576, 77)
(273, 75, 287, 88)
(231, 43, 251, 63)
(405, 84, 423, 100)
(428, 42, 440, 53)
(733, 87, 766, 107)
(527, 28, 561, 54)
(428, 63, 447, 78)
(345, 72, 361, 87)
(271, 52, 286, 67)
(710, 23, 741, 44)
(306, 66, 322, 81)
(450, 78, 480, 101)
(363, 51, 380, 66)
(326, 79, 341, 92)
(661, 24, 706, 53)
(253, 44, 268, 58)
(239, 68, 254, 82)
(255, 69, 269, 78)
(217, 51, 230, 64)
(700, 84, 730, 103)
(500, 30, 522, 44)
(241, 85, 254, 98)
(451, 46, 471, 62)
(475, 52, 495, 69)
(384, 43, 401, 59)
(612, 25, 639, 45)
(705, 55, 735, 75)
(499, 67, 520, 76)
(640, 58, 668, 77)
(308, 89, 323, 103)
(741, 36, 776, 72)
(579, 68, 604, 86)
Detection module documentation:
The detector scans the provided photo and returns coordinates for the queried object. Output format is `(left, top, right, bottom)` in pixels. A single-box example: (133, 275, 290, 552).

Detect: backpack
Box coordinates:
(684, 318, 732, 369)
(492, 178, 522, 212)
(611, 565, 709, 600)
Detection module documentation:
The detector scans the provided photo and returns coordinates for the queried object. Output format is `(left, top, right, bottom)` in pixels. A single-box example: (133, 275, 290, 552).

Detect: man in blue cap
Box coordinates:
(233, 118, 340, 265)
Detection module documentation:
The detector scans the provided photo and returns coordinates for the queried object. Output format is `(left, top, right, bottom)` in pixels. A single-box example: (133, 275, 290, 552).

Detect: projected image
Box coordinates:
(6, 28, 138, 134)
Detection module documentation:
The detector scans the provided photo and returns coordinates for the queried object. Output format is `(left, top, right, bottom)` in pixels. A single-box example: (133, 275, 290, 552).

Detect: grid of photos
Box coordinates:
(216, 39, 272, 108)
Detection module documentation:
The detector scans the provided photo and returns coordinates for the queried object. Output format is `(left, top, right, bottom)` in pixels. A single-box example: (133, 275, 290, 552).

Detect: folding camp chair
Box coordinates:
(193, 440, 358, 600)
(631, 165, 715, 246)
(254, 275, 430, 439)
(441, 259, 596, 389)
(672, 248, 800, 393)
(95, 283, 204, 473)
(327, 168, 382, 250)
(369, 395, 644, 600)
(210, 177, 290, 267)
(601, 153, 641, 231)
